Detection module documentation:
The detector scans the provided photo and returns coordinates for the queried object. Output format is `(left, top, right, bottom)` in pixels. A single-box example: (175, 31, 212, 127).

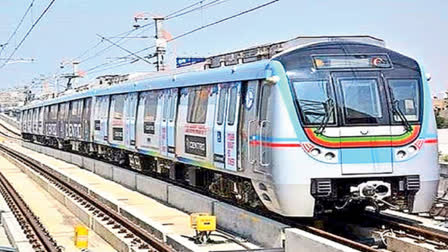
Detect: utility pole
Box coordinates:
(60, 60, 81, 91)
(134, 13, 166, 71)
(153, 17, 166, 71)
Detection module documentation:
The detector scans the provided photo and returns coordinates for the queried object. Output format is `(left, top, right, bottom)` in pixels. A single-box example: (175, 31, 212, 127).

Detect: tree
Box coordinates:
(436, 115, 446, 128)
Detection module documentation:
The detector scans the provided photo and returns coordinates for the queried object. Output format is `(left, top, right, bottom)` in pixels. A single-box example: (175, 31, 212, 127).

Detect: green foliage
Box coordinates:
(442, 154, 448, 163)
(436, 115, 448, 129)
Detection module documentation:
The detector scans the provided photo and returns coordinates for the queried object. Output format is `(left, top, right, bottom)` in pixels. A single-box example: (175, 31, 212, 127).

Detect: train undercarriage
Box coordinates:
(24, 135, 264, 211)
(311, 176, 421, 214)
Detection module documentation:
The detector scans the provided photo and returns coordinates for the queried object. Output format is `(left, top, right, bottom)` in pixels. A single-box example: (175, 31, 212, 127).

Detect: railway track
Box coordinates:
(0, 144, 175, 252)
(0, 166, 61, 251)
(365, 212, 448, 250)
(6, 137, 448, 251)
(0, 121, 21, 140)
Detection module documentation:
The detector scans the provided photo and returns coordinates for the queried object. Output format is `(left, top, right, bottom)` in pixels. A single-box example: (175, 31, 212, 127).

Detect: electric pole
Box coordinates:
(134, 13, 166, 71)
(153, 17, 166, 71)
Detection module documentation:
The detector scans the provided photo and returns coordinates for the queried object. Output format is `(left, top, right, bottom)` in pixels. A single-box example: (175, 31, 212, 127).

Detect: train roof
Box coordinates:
(22, 59, 271, 110)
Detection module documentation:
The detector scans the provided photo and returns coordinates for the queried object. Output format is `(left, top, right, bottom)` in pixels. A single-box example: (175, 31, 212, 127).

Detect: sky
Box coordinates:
(0, 0, 447, 95)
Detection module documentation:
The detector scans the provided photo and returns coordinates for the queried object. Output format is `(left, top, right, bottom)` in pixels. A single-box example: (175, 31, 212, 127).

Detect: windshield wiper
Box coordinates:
(392, 99, 413, 132)
(388, 85, 413, 132)
(315, 98, 335, 135)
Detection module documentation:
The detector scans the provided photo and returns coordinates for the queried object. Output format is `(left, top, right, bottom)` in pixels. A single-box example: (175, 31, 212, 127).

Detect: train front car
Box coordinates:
(266, 41, 439, 217)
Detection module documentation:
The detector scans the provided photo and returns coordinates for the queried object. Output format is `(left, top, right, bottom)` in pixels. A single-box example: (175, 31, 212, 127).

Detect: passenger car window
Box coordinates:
(187, 87, 209, 124)
(228, 86, 237, 126)
(113, 95, 125, 119)
(51, 105, 58, 120)
(388, 79, 419, 121)
(143, 92, 158, 121)
(169, 93, 176, 121)
(216, 86, 228, 125)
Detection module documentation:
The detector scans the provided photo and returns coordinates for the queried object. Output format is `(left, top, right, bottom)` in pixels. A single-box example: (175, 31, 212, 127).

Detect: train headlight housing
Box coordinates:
(397, 150, 406, 159)
(407, 146, 417, 153)
(311, 148, 321, 156)
(324, 152, 335, 160)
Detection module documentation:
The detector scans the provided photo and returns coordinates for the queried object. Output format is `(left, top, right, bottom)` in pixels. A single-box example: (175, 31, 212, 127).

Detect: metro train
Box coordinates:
(20, 36, 439, 217)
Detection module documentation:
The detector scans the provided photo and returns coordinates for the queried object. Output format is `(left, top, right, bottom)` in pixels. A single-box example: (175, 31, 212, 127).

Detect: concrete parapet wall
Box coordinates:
(167, 186, 216, 214)
(214, 201, 288, 248)
(136, 174, 169, 202)
(285, 228, 360, 252)
(94, 161, 113, 180)
(112, 166, 137, 190)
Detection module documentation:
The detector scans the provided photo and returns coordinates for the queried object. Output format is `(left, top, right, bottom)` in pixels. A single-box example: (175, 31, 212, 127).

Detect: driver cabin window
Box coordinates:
(293, 80, 335, 125)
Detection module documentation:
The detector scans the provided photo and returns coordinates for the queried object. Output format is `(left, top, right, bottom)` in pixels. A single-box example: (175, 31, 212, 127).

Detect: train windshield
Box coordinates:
(293, 80, 336, 125)
(388, 79, 420, 121)
(339, 79, 383, 124)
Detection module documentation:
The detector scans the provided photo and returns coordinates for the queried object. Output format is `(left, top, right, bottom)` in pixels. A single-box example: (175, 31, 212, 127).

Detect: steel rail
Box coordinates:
(300, 225, 379, 252)
(0, 144, 174, 252)
(0, 170, 60, 251)
(366, 212, 448, 248)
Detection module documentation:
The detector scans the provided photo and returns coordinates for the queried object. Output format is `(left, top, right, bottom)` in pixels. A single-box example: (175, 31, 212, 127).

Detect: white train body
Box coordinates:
(20, 37, 439, 217)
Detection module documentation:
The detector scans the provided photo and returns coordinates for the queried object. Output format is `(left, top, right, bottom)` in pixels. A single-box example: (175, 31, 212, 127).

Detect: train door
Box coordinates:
(223, 82, 242, 171)
(241, 80, 272, 174)
(82, 98, 92, 142)
(124, 93, 138, 147)
(100, 96, 110, 142)
(332, 72, 393, 174)
(38, 107, 44, 135)
(213, 84, 228, 169)
(258, 82, 273, 173)
(159, 91, 168, 156)
(167, 88, 178, 158)
(109, 94, 126, 145)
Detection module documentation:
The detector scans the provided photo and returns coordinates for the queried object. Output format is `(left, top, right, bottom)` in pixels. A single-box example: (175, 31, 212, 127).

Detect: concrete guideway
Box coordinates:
(0, 114, 20, 136)
(17, 141, 365, 252)
(0, 152, 115, 251)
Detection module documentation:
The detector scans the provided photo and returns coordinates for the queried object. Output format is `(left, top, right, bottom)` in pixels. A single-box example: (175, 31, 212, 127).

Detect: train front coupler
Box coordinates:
(349, 181, 399, 211)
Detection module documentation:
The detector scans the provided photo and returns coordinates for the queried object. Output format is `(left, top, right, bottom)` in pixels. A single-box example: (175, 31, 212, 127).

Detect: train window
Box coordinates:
(112, 95, 125, 119)
(388, 79, 419, 121)
(228, 86, 238, 126)
(58, 104, 64, 120)
(101, 97, 110, 117)
(163, 94, 169, 120)
(187, 87, 209, 124)
(260, 84, 272, 122)
(71, 101, 79, 118)
(340, 79, 383, 124)
(217, 86, 228, 125)
(83, 98, 92, 121)
(50, 105, 58, 120)
(169, 93, 176, 121)
(144, 92, 158, 121)
(294, 80, 335, 125)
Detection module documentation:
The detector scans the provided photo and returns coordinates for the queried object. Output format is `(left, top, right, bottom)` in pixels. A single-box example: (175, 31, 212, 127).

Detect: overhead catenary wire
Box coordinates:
(0, 0, 36, 58)
(0, 0, 57, 69)
(75, 0, 226, 65)
(96, 34, 154, 65)
(167, 0, 279, 43)
(83, 0, 279, 76)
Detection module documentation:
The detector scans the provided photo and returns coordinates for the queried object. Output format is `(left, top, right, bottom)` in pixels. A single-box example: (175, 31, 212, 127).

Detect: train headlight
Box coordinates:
(407, 146, 417, 153)
(324, 152, 335, 160)
(311, 148, 321, 156)
(397, 150, 406, 159)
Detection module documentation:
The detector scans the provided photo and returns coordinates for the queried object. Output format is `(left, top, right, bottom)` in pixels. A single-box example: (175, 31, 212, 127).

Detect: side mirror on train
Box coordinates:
(426, 73, 432, 82)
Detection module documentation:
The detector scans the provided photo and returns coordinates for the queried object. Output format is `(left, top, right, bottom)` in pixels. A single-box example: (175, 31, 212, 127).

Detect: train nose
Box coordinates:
(351, 181, 391, 200)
